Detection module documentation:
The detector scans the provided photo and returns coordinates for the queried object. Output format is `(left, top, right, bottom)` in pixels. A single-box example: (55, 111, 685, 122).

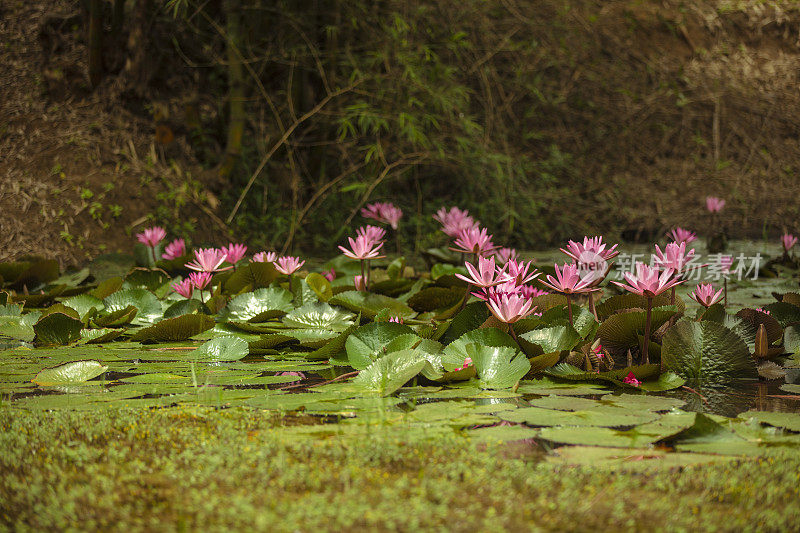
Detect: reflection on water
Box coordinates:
(666, 381, 800, 417)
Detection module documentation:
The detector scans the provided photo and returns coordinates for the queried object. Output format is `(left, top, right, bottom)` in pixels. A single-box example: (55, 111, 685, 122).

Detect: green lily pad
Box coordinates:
(220, 287, 294, 322)
(33, 312, 83, 346)
(224, 262, 281, 294)
(189, 336, 250, 362)
(282, 302, 355, 331)
(442, 328, 517, 371)
(661, 319, 757, 386)
(130, 314, 215, 343)
(103, 289, 162, 324)
(520, 324, 581, 354)
(349, 350, 429, 397)
(63, 294, 104, 321)
(93, 305, 138, 327)
(32, 360, 109, 385)
(345, 322, 416, 369)
(466, 344, 530, 390)
(597, 306, 677, 351)
(329, 290, 415, 320)
(738, 411, 800, 432)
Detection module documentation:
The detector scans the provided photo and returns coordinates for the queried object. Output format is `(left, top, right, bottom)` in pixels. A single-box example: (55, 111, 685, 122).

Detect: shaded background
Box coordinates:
(1, 0, 799, 266)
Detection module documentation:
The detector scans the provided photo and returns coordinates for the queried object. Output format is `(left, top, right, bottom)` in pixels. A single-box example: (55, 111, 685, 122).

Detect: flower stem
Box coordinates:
(150, 246, 157, 268)
(670, 286, 676, 306)
(643, 296, 653, 365)
(723, 278, 728, 308)
(359, 260, 365, 291)
(508, 323, 521, 349)
(566, 293, 573, 326)
(589, 293, 598, 321)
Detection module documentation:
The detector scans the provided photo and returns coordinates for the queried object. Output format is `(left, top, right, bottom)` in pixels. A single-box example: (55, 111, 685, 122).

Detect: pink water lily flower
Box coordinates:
(361, 202, 403, 229)
(356, 225, 387, 246)
(252, 251, 277, 263)
(561, 236, 619, 262)
(189, 271, 213, 290)
(505, 259, 540, 286)
(222, 243, 248, 264)
(494, 247, 518, 265)
(433, 206, 478, 237)
(781, 233, 798, 252)
(455, 356, 473, 371)
(518, 285, 549, 299)
(322, 268, 336, 282)
(388, 316, 404, 324)
(612, 263, 683, 298)
(622, 372, 641, 387)
(451, 226, 497, 256)
(689, 283, 723, 308)
(339, 234, 385, 260)
(136, 226, 166, 248)
(706, 196, 725, 213)
(161, 238, 186, 260)
(274, 256, 305, 275)
(540, 263, 597, 294)
(486, 292, 537, 324)
(455, 256, 509, 288)
(172, 278, 194, 299)
(669, 227, 697, 244)
(653, 242, 696, 275)
(354, 275, 366, 291)
(186, 248, 231, 273)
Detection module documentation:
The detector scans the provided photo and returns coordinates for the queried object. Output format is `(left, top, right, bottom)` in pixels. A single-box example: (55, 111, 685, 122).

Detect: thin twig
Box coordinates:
(681, 385, 710, 407)
(277, 371, 359, 391)
(227, 79, 364, 224)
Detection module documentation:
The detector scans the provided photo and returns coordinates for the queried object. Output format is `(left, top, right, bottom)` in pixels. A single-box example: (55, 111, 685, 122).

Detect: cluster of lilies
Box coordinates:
(136, 194, 799, 368)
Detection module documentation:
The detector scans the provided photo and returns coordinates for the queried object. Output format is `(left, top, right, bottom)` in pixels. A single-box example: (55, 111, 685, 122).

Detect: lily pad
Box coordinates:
(282, 302, 355, 331)
(220, 287, 294, 322)
(103, 289, 162, 324)
(350, 350, 428, 396)
(345, 322, 416, 369)
(466, 344, 531, 390)
(661, 319, 757, 386)
(32, 360, 109, 385)
(329, 291, 415, 320)
(130, 314, 215, 343)
(33, 312, 83, 346)
(189, 336, 250, 362)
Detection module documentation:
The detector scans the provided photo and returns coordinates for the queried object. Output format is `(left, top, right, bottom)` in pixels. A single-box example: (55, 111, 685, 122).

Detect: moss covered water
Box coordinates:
(2, 239, 800, 529)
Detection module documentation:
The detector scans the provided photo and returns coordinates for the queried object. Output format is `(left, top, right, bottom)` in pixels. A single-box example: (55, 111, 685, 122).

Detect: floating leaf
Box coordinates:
(220, 287, 294, 322)
(442, 328, 517, 371)
(224, 262, 281, 294)
(80, 328, 123, 344)
(305, 273, 333, 302)
(438, 302, 491, 345)
(466, 344, 530, 389)
(520, 325, 581, 355)
(329, 291, 415, 320)
(190, 336, 250, 362)
(597, 306, 677, 351)
(63, 294, 104, 321)
(130, 314, 215, 342)
(282, 302, 355, 331)
(738, 411, 800, 432)
(163, 299, 203, 318)
(661, 319, 757, 386)
(33, 312, 83, 346)
(407, 287, 464, 312)
(32, 360, 108, 385)
(93, 305, 138, 327)
(350, 350, 428, 396)
(103, 289, 162, 324)
(345, 322, 416, 369)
